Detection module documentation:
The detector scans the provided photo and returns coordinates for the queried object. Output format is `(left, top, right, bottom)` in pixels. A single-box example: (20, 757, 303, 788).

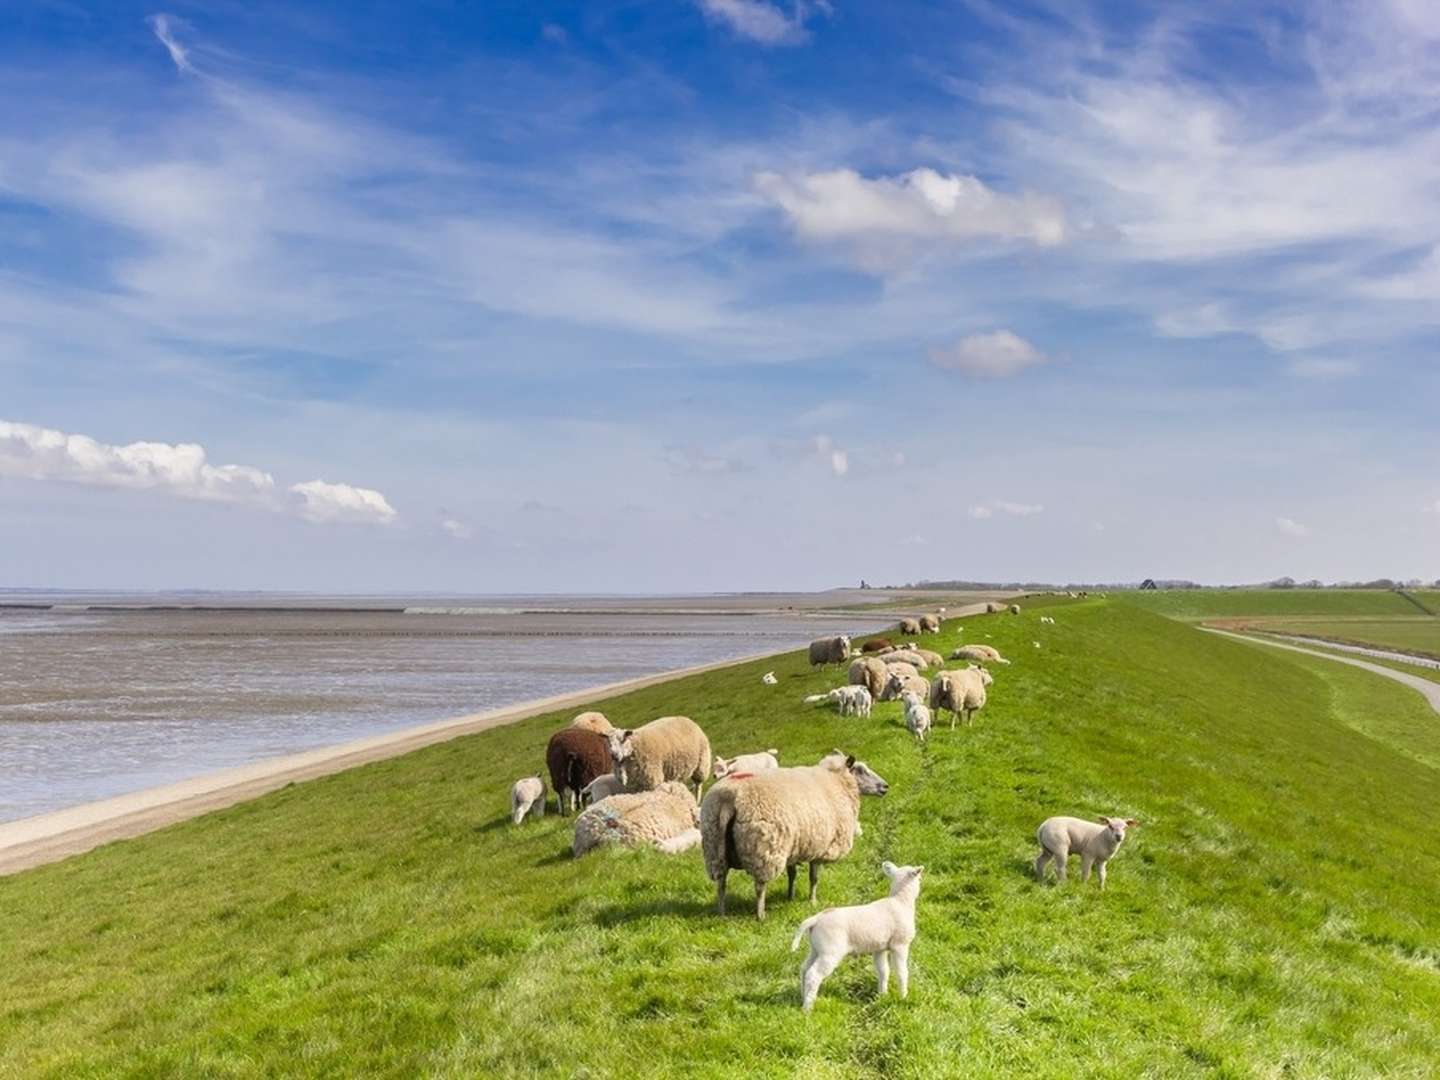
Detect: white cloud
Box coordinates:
(970, 499, 1044, 519)
(968, 505, 994, 520)
(697, 0, 827, 46)
(929, 330, 1049, 378)
(0, 419, 394, 525)
(1276, 516, 1311, 538)
(829, 448, 849, 476)
(440, 517, 473, 540)
(148, 14, 195, 75)
(756, 167, 1066, 269)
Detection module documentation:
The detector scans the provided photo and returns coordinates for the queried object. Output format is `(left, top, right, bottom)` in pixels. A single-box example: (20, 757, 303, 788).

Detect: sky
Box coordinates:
(1, 0, 1437, 592)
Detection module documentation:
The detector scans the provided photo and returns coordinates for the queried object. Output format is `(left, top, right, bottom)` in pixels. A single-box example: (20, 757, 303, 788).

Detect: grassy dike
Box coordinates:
(4, 597, 1440, 1077)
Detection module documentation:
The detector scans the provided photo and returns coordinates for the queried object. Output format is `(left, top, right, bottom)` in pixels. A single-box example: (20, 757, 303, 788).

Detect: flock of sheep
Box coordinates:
(507, 601, 1139, 1010)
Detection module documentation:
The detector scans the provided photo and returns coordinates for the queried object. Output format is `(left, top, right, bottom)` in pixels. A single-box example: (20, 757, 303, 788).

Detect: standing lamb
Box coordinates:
(791, 861, 924, 1012)
(848, 656, 889, 699)
(900, 691, 931, 742)
(607, 715, 712, 797)
(510, 776, 546, 824)
(951, 644, 1010, 665)
(918, 613, 940, 633)
(808, 635, 852, 669)
(929, 667, 991, 728)
(1034, 815, 1139, 888)
(803, 685, 873, 717)
(897, 617, 921, 636)
(572, 782, 701, 857)
(570, 711, 615, 735)
(700, 752, 890, 919)
(546, 728, 615, 815)
(713, 748, 781, 779)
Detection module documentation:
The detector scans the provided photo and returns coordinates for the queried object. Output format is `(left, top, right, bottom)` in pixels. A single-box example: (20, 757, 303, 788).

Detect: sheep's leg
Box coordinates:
(1034, 849, 1050, 882)
(1080, 854, 1094, 883)
(801, 950, 842, 1012)
(949, 708, 957, 730)
(1054, 851, 1068, 882)
(892, 944, 910, 998)
(535, 798, 545, 820)
(756, 879, 769, 921)
(715, 871, 728, 915)
(786, 865, 798, 900)
(808, 862, 822, 904)
(874, 951, 890, 996)
(1096, 860, 1108, 890)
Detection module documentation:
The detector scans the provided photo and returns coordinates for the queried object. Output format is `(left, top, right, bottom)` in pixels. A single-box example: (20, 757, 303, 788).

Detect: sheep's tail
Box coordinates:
(791, 913, 822, 952)
(803, 693, 827, 705)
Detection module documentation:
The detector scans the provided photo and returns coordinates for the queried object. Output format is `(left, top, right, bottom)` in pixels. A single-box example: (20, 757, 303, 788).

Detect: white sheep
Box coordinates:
(808, 635, 852, 668)
(900, 691, 931, 742)
(607, 715, 712, 797)
(879, 649, 928, 669)
(713, 748, 781, 779)
(879, 668, 928, 703)
(572, 781, 701, 857)
(929, 667, 991, 728)
(848, 656, 888, 699)
(1009, 604, 1021, 615)
(762, 671, 778, 685)
(580, 772, 625, 804)
(510, 776, 546, 825)
(951, 644, 1010, 665)
(1034, 815, 1140, 889)
(791, 861, 924, 1012)
(701, 751, 890, 919)
(803, 685, 873, 717)
(918, 613, 940, 633)
(897, 617, 921, 636)
(570, 711, 615, 735)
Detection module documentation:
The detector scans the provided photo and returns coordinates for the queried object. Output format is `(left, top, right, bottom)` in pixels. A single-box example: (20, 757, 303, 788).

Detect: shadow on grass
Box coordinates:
(591, 896, 715, 926)
(533, 849, 573, 868)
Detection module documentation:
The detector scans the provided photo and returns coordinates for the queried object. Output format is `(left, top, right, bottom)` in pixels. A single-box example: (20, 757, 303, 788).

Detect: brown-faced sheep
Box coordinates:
(572, 781, 701, 857)
(546, 728, 614, 815)
(607, 715, 711, 797)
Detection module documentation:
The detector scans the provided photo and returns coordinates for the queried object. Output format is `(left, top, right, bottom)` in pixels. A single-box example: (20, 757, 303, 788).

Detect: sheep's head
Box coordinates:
(1098, 816, 1140, 844)
(881, 861, 924, 895)
(838, 635, 851, 653)
(712, 756, 732, 779)
(606, 730, 636, 782)
(847, 756, 889, 796)
(899, 690, 921, 708)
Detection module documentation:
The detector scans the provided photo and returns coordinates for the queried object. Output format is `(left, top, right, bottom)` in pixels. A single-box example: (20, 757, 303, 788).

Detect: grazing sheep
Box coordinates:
(572, 781, 701, 857)
(1034, 816, 1140, 889)
(897, 617, 921, 636)
(570, 711, 614, 735)
(860, 638, 895, 654)
(792, 861, 924, 1012)
(951, 644, 1010, 665)
(918, 613, 940, 633)
(900, 691, 931, 742)
(848, 656, 889, 699)
(929, 667, 991, 728)
(762, 671, 778, 685)
(546, 728, 615, 815)
(879, 649, 928, 670)
(701, 751, 890, 919)
(510, 776, 546, 825)
(880, 669, 929, 702)
(808, 635, 852, 668)
(580, 772, 625, 804)
(714, 748, 781, 779)
(1009, 604, 1021, 615)
(607, 716, 712, 797)
(804, 685, 873, 717)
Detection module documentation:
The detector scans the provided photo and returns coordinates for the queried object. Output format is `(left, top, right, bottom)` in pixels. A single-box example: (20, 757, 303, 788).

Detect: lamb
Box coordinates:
(918, 613, 941, 633)
(570, 711, 614, 735)
(762, 671, 778, 685)
(546, 728, 615, 815)
(880, 669, 929, 703)
(701, 751, 890, 919)
(580, 772, 625, 804)
(900, 691, 931, 742)
(572, 781, 701, 857)
(792, 861, 924, 1012)
(951, 644, 1010, 665)
(848, 656, 888, 699)
(808, 635, 852, 668)
(929, 666, 991, 728)
(1034, 815, 1140, 889)
(860, 638, 895, 654)
(1009, 604, 1021, 615)
(607, 715, 711, 797)
(510, 776, 546, 824)
(713, 748, 781, 779)
(803, 685, 873, 717)
(897, 617, 921, 636)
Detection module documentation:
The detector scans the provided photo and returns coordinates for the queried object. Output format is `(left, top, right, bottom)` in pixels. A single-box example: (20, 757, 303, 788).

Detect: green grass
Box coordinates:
(1117, 588, 1419, 619)
(1231, 619, 1440, 661)
(1242, 634, 1440, 688)
(5, 601, 1440, 1076)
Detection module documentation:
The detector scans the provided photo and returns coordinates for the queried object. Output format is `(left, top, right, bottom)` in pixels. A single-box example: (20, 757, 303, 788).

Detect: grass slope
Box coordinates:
(5, 600, 1440, 1077)
(1239, 619, 1440, 661)
(1117, 588, 1418, 619)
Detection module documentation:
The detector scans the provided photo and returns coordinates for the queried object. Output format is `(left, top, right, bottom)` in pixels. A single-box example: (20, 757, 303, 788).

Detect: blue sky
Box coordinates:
(1, 0, 1437, 591)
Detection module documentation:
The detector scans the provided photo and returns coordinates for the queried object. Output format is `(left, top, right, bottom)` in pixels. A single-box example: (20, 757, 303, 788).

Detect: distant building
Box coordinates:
(1139, 579, 1158, 590)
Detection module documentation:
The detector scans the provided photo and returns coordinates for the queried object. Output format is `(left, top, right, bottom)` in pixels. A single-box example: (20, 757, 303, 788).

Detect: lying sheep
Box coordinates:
(900, 691, 931, 742)
(510, 776, 546, 824)
(878, 648, 928, 670)
(985, 601, 1005, 614)
(570, 711, 614, 735)
(884, 660, 921, 683)
(714, 748, 780, 779)
(951, 644, 1010, 665)
(546, 728, 614, 815)
(911, 648, 944, 668)
(918, 613, 940, 633)
(792, 861, 924, 1012)
(804, 685, 873, 717)
(880, 669, 928, 703)
(762, 671, 778, 685)
(572, 781, 701, 857)
(860, 638, 894, 654)
(580, 772, 625, 804)
(929, 667, 991, 728)
(1034, 815, 1140, 889)
(808, 635, 852, 668)
(897, 617, 921, 636)
(848, 656, 888, 699)
(607, 715, 712, 797)
(701, 751, 889, 919)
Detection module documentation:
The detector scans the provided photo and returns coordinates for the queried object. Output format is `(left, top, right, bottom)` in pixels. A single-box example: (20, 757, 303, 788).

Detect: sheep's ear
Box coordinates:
(1125, 819, 1141, 827)
(1097, 816, 1112, 826)
(622, 731, 633, 741)
(881, 860, 896, 874)
(845, 755, 856, 768)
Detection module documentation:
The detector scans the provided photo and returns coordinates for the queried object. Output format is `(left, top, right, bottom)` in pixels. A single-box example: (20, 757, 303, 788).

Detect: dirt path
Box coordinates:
(1204, 629, 1440, 716)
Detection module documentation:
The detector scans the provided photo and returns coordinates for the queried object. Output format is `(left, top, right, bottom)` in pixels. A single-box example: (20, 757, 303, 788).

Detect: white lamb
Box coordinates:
(762, 671, 778, 685)
(803, 685, 873, 717)
(510, 776, 546, 825)
(900, 691, 931, 742)
(713, 748, 781, 779)
(1034, 815, 1140, 889)
(580, 772, 625, 804)
(791, 861, 924, 1012)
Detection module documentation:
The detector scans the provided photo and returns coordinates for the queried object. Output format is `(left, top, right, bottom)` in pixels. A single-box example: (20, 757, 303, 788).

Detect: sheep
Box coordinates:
(762, 671, 778, 685)
(911, 648, 944, 668)
(878, 649, 927, 670)
(918, 613, 941, 633)
(951, 644, 1010, 665)
(860, 638, 894, 654)
(929, 666, 991, 728)
(546, 728, 614, 815)
(880, 668, 929, 703)
(848, 656, 889, 699)
(700, 751, 890, 919)
(1009, 604, 1021, 615)
(572, 781, 701, 857)
(803, 685, 873, 717)
(607, 715, 712, 797)
(510, 776, 546, 825)
(1034, 815, 1140, 889)
(808, 635, 852, 668)
(792, 861, 924, 1012)
(884, 660, 921, 682)
(714, 748, 781, 779)
(900, 691, 931, 742)
(570, 711, 614, 735)
(897, 617, 921, 636)
(580, 772, 625, 804)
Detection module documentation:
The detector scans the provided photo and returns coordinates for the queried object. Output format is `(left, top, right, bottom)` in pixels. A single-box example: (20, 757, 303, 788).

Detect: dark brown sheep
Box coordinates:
(860, 638, 894, 654)
(546, 728, 614, 815)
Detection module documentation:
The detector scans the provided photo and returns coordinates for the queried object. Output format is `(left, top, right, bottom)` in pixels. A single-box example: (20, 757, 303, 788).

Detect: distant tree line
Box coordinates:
(895, 576, 1440, 591)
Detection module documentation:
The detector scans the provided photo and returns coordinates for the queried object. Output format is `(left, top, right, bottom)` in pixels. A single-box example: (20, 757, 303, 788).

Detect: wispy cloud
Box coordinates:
(1276, 516, 1311, 539)
(929, 330, 1049, 378)
(147, 14, 196, 75)
(697, 0, 829, 46)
